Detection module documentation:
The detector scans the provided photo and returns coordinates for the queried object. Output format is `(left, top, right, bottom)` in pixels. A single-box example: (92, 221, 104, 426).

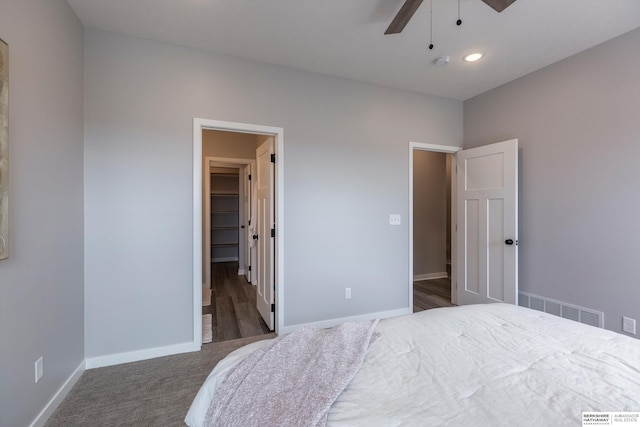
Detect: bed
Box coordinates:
(186, 303, 640, 426)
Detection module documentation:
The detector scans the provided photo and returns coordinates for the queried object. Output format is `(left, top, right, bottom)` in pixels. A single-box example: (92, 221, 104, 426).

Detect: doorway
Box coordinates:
(203, 155, 256, 291)
(409, 139, 519, 311)
(193, 119, 284, 349)
(412, 150, 453, 311)
(409, 142, 461, 311)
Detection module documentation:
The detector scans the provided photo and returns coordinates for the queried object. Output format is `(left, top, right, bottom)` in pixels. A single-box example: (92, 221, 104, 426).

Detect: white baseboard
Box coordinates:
(29, 360, 85, 427)
(413, 272, 448, 281)
(279, 307, 411, 335)
(85, 342, 195, 369)
(237, 269, 245, 275)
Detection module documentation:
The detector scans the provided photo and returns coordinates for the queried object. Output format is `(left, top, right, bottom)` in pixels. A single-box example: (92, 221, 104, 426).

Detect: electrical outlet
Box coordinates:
(622, 316, 636, 335)
(35, 357, 44, 383)
(345, 288, 351, 299)
(389, 214, 401, 226)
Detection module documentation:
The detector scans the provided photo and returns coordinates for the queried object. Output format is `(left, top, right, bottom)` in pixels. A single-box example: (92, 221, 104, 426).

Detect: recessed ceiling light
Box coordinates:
(464, 52, 484, 62)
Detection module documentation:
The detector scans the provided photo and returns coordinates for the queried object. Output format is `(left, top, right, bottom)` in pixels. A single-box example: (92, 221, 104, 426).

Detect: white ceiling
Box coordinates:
(66, 0, 640, 100)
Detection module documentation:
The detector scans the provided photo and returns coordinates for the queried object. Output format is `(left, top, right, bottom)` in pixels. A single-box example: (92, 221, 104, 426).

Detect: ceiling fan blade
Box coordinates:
(385, 0, 424, 35)
(481, 0, 517, 13)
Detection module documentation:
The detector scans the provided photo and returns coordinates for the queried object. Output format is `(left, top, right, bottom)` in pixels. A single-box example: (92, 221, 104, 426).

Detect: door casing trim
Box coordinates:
(193, 118, 284, 350)
(204, 157, 256, 287)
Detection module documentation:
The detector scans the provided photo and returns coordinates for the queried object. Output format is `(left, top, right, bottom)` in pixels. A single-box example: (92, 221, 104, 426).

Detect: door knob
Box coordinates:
(505, 239, 514, 245)
(253, 234, 259, 240)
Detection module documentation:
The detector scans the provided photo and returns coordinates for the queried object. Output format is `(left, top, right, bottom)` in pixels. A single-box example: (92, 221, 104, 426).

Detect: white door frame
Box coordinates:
(241, 164, 253, 280)
(193, 118, 284, 350)
(409, 142, 461, 310)
(204, 157, 255, 288)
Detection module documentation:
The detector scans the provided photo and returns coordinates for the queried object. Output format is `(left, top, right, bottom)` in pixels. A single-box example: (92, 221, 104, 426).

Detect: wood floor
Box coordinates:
(204, 267, 451, 343)
(203, 262, 272, 343)
(413, 277, 455, 312)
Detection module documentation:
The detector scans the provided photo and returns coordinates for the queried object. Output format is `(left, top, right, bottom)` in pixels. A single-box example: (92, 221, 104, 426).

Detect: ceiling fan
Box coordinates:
(385, 0, 516, 35)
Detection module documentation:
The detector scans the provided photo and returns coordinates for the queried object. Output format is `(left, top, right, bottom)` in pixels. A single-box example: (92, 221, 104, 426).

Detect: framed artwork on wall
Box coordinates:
(0, 38, 8, 259)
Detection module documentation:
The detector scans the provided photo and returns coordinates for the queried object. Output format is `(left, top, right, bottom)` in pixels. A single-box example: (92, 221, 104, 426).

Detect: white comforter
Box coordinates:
(187, 304, 640, 427)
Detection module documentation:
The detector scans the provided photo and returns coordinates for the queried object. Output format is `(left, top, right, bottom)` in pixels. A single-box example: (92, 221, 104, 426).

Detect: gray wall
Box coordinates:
(0, 1, 85, 426)
(413, 151, 446, 276)
(464, 27, 640, 335)
(84, 29, 462, 358)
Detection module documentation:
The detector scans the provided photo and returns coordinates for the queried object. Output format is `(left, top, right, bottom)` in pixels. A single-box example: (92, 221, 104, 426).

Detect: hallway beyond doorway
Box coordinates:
(203, 262, 272, 343)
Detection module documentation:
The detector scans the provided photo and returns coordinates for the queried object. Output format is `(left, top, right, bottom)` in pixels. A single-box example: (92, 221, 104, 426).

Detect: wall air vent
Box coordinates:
(518, 291, 604, 328)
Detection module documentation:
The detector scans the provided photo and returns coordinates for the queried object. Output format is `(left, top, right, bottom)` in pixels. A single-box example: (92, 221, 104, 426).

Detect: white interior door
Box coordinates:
(456, 139, 518, 305)
(243, 164, 252, 282)
(256, 138, 275, 330)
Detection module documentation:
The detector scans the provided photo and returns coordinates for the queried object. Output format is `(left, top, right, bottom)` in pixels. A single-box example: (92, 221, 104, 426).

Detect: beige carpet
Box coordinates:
(45, 334, 276, 427)
(202, 288, 211, 306)
(202, 314, 213, 344)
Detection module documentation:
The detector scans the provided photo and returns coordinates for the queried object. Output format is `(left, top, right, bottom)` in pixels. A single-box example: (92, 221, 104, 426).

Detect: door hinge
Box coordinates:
(271, 228, 275, 238)
(248, 266, 251, 272)
(248, 174, 252, 181)
(271, 303, 275, 313)
(270, 153, 276, 163)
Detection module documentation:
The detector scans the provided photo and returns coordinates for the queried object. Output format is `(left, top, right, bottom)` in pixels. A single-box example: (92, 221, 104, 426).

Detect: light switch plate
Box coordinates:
(389, 214, 401, 226)
(623, 316, 636, 335)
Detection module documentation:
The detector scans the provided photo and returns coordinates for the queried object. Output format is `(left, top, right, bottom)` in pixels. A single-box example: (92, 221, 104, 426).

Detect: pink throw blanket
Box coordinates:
(204, 320, 380, 427)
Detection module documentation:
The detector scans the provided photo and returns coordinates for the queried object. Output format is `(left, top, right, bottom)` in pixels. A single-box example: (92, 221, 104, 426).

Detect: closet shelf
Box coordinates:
(211, 173, 239, 177)
(210, 172, 241, 262)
